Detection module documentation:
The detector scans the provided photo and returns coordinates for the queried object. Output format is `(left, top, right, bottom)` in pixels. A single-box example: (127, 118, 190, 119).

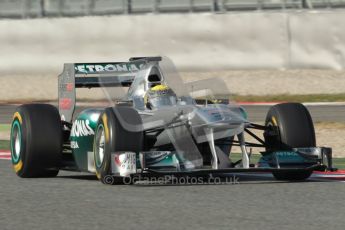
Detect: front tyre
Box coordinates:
(10, 104, 62, 177)
(94, 107, 143, 185)
(264, 103, 315, 181)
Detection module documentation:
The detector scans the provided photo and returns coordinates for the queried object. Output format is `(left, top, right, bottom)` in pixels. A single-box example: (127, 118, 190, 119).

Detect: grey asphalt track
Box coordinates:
(0, 159, 345, 230)
(1, 104, 345, 229)
(1, 104, 345, 124)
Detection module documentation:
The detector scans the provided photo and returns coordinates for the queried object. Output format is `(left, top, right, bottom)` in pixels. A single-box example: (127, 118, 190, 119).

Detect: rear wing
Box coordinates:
(74, 62, 139, 87)
(58, 56, 162, 122)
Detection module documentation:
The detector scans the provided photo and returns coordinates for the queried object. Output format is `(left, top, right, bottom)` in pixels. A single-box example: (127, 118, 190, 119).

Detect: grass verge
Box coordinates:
(232, 93, 345, 103)
(0, 124, 10, 132)
(0, 140, 10, 150)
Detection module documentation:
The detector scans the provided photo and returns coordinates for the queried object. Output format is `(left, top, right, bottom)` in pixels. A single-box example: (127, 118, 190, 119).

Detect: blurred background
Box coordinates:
(1, 0, 345, 100)
(1, 0, 345, 157)
(1, 1, 344, 18)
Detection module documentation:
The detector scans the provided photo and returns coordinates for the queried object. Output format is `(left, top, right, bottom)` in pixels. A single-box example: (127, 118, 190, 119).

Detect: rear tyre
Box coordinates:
(264, 103, 315, 181)
(10, 104, 62, 178)
(94, 107, 143, 185)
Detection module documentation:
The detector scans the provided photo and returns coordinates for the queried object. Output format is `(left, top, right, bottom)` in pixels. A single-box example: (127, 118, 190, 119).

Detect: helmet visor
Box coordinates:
(150, 95, 177, 108)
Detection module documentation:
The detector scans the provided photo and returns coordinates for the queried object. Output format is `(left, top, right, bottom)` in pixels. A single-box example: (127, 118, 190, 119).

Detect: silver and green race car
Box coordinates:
(9, 56, 334, 184)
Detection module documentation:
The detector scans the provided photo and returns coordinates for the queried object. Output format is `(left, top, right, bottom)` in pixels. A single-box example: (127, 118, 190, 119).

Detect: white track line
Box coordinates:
(0, 150, 11, 160)
(0, 157, 10, 160)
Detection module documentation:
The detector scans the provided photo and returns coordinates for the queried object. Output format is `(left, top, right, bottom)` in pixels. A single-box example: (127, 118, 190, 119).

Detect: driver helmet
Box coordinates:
(144, 84, 177, 109)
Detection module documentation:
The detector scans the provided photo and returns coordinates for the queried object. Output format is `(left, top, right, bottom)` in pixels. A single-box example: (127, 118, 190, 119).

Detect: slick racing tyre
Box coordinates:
(94, 107, 143, 185)
(10, 104, 62, 177)
(264, 103, 315, 181)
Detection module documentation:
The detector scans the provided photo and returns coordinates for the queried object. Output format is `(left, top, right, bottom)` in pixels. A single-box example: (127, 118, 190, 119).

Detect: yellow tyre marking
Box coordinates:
(13, 160, 23, 173)
(93, 144, 101, 179)
(272, 116, 278, 126)
(94, 114, 109, 180)
(102, 114, 109, 142)
(95, 168, 101, 179)
(13, 112, 23, 124)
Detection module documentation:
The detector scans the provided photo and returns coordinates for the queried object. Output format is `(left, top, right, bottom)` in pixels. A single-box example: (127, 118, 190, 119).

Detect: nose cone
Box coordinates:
(194, 104, 248, 125)
(189, 104, 248, 143)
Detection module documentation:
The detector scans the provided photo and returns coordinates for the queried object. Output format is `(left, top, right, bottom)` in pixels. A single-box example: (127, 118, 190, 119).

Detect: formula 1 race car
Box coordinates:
(9, 56, 334, 184)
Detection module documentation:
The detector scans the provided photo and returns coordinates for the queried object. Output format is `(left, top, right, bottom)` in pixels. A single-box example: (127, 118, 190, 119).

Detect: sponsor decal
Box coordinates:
(112, 152, 136, 176)
(275, 151, 299, 157)
(59, 98, 72, 110)
(75, 63, 143, 74)
(71, 119, 95, 137)
(70, 141, 79, 149)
